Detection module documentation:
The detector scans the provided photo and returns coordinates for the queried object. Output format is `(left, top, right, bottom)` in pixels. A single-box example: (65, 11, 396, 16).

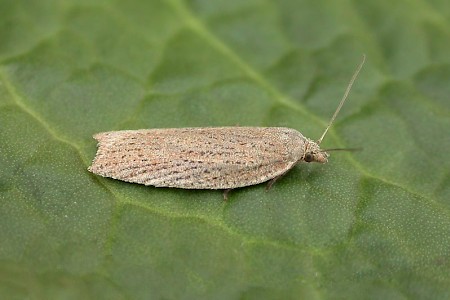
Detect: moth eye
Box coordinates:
(304, 153, 313, 162)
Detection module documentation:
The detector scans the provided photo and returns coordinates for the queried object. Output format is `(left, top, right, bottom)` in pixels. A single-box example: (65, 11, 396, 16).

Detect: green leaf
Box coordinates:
(1, 0, 449, 299)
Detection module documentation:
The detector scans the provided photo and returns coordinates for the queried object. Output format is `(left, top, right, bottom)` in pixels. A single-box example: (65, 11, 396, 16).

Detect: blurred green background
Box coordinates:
(1, 0, 449, 299)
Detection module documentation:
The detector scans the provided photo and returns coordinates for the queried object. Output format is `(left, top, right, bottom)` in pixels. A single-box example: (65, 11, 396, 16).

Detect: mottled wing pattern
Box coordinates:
(88, 127, 306, 189)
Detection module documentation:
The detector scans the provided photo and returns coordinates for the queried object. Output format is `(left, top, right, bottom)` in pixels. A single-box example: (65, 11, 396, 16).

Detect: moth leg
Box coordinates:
(265, 173, 287, 191)
(223, 189, 232, 201)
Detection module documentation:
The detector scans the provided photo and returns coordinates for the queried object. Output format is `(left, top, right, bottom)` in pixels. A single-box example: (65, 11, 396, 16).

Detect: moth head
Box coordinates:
(303, 140, 329, 164)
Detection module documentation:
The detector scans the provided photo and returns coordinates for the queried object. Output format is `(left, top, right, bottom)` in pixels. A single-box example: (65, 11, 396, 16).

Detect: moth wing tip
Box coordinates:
(92, 132, 103, 141)
(88, 162, 104, 175)
(87, 164, 95, 173)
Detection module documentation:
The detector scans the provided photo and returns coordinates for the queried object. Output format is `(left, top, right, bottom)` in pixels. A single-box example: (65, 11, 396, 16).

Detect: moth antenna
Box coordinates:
(321, 147, 363, 152)
(317, 54, 366, 144)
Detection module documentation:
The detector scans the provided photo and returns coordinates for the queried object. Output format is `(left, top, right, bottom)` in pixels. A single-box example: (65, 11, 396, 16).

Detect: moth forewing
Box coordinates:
(89, 127, 307, 189)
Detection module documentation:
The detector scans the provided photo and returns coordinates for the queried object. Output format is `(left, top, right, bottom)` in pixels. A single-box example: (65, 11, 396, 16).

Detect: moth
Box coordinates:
(89, 56, 365, 199)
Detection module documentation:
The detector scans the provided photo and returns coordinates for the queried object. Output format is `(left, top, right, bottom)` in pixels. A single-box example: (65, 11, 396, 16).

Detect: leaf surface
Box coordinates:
(1, 0, 450, 299)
